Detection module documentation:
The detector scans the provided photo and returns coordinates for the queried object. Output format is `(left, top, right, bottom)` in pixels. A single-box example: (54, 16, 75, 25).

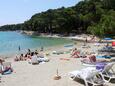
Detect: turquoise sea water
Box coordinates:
(0, 31, 72, 56)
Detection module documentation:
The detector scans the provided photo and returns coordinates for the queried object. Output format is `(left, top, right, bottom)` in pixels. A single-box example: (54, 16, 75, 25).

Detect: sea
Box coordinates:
(0, 31, 73, 56)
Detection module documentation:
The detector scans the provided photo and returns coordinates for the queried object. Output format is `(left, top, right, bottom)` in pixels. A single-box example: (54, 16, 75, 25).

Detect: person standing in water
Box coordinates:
(40, 46, 44, 51)
(18, 46, 21, 51)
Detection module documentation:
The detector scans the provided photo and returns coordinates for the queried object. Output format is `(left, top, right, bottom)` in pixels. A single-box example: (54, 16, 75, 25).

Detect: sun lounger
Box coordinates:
(98, 46, 113, 52)
(81, 55, 110, 66)
(69, 67, 105, 86)
(99, 62, 115, 82)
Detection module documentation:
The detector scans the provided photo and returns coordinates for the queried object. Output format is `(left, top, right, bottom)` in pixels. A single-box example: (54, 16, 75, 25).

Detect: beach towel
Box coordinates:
(96, 56, 111, 59)
(60, 58, 70, 61)
(96, 63, 107, 72)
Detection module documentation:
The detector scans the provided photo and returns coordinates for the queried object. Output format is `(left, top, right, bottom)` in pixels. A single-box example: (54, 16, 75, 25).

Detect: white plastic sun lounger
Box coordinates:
(69, 67, 105, 86)
(100, 62, 115, 82)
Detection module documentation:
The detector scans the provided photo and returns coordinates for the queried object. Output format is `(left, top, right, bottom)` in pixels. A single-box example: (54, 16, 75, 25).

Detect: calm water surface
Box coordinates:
(0, 31, 72, 56)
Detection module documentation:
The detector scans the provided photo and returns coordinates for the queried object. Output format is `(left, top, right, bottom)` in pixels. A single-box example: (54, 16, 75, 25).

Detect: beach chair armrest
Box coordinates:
(111, 68, 115, 73)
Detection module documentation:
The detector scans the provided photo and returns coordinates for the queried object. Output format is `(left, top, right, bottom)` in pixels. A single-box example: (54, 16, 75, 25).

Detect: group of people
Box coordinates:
(70, 46, 112, 65)
(15, 49, 41, 61)
(14, 48, 49, 65)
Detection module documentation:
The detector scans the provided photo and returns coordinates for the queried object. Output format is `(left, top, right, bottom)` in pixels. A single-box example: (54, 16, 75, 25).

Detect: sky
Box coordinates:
(0, 0, 81, 26)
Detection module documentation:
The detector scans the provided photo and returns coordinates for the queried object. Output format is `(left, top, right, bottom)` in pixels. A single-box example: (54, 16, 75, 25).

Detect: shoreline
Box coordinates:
(0, 30, 114, 58)
(21, 30, 115, 42)
(1, 32, 115, 86)
(1, 39, 115, 86)
(0, 40, 76, 59)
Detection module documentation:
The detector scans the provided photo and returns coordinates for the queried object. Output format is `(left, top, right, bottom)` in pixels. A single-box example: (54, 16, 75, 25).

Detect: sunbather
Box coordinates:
(0, 62, 13, 75)
(71, 48, 80, 58)
(81, 54, 110, 66)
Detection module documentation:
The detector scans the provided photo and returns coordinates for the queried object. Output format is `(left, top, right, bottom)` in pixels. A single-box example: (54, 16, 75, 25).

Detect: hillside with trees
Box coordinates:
(0, 0, 115, 37)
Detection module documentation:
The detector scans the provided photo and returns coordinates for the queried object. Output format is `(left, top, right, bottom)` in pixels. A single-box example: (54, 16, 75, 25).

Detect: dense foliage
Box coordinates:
(0, 0, 115, 37)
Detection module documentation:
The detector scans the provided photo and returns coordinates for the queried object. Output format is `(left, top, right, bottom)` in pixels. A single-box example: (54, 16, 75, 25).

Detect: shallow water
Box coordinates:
(0, 31, 72, 56)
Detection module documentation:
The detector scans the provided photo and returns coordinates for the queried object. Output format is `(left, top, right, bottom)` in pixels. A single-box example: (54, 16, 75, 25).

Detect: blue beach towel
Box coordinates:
(96, 62, 107, 72)
(96, 56, 111, 59)
(96, 56, 105, 58)
(104, 56, 111, 59)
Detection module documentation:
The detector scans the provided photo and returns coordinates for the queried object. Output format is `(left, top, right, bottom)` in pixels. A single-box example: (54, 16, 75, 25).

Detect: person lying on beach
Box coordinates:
(81, 53, 111, 64)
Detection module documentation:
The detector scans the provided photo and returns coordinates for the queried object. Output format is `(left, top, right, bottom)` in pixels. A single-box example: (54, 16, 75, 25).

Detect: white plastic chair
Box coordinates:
(101, 62, 115, 82)
(69, 67, 105, 86)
